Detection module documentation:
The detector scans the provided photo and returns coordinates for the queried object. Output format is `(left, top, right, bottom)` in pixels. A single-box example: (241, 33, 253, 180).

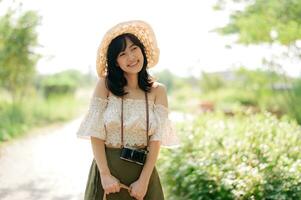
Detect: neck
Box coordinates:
(124, 73, 139, 90)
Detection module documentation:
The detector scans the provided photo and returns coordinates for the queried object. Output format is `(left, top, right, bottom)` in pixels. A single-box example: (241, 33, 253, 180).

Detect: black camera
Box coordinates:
(120, 147, 148, 165)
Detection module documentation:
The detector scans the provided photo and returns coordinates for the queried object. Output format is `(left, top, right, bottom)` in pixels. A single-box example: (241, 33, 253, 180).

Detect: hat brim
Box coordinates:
(96, 20, 160, 77)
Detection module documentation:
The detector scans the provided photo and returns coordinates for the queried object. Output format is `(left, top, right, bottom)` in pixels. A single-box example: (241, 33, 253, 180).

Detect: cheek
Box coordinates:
(116, 57, 125, 67)
(137, 50, 144, 60)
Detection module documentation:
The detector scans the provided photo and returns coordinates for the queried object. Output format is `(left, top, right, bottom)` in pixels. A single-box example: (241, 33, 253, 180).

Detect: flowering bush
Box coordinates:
(159, 112, 301, 199)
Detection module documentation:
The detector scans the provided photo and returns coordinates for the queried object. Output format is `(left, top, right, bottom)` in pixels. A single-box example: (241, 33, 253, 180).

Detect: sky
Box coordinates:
(1, 0, 300, 78)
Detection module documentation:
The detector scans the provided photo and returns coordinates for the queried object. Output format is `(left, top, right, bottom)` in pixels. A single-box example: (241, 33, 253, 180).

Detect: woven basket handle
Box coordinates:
(103, 183, 131, 200)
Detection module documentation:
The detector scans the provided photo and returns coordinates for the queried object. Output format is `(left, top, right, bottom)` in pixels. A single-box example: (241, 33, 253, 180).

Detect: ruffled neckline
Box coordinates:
(108, 95, 168, 111)
(92, 95, 169, 112)
(108, 95, 155, 104)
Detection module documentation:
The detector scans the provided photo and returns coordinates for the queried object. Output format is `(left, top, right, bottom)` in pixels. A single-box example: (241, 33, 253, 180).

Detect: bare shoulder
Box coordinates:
(152, 81, 167, 94)
(93, 77, 109, 98)
(152, 81, 168, 106)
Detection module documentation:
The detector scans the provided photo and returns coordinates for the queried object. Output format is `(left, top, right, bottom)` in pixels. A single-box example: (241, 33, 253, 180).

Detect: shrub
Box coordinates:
(0, 94, 86, 141)
(41, 76, 76, 98)
(159, 112, 301, 199)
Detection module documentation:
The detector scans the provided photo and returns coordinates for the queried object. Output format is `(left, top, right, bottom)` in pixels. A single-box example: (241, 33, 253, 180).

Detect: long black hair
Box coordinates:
(105, 33, 154, 97)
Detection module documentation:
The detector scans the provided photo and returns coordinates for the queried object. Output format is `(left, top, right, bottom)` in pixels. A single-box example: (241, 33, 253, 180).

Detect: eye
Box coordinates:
(132, 46, 138, 50)
(119, 52, 125, 57)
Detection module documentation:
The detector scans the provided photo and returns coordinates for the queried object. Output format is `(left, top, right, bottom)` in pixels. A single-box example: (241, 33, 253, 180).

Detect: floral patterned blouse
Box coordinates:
(76, 95, 179, 147)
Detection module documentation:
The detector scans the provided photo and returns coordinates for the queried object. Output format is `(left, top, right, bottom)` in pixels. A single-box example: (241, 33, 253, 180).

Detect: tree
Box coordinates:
(214, 0, 301, 123)
(0, 7, 41, 102)
(214, 0, 301, 57)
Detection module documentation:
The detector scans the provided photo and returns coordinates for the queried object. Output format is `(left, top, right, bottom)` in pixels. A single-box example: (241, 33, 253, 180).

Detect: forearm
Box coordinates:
(90, 137, 110, 175)
(139, 141, 161, 182)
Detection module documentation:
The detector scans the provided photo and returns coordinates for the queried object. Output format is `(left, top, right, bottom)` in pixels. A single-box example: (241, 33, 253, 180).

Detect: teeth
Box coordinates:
(129, 61, 138, 67)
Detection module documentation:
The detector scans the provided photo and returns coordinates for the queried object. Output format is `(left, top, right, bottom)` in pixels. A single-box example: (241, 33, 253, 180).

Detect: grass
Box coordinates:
(0, 90, 90, 142)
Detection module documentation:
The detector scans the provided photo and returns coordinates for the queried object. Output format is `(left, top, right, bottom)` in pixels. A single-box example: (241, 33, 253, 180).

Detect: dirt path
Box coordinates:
(0, 110, 191, 200)
(0, 116, 93, 200)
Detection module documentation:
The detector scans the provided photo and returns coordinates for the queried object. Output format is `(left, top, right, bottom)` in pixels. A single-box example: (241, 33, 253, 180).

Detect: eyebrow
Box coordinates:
(120, 44, 136, 53)
(129, 44, 136, 48)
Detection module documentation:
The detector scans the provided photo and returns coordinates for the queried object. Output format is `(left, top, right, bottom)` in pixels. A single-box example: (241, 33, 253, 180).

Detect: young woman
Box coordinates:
(77, 20, 179, 200)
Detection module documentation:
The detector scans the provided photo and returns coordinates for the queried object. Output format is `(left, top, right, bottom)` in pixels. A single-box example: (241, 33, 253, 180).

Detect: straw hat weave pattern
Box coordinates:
(96, 20, 160, 77)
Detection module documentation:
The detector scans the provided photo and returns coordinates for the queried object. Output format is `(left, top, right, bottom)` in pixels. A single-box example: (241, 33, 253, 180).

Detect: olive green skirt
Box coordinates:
(84, 148, 164, 200)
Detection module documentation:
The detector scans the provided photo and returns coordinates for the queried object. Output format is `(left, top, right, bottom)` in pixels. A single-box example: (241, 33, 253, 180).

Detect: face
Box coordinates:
(116, 37, 144, 75)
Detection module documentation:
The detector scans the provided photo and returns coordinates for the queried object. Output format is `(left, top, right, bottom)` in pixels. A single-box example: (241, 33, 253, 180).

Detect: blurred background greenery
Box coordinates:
(1, 0, 301, 199)
(158, 0, 301, 199)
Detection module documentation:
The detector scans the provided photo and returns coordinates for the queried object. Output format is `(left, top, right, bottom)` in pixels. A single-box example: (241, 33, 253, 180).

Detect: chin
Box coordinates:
(125, 70, 141, 75)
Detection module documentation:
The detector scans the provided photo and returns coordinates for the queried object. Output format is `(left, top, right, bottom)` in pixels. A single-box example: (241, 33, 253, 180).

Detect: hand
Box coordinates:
(129, 178, 149, 200)
(100, 173, 120, 195)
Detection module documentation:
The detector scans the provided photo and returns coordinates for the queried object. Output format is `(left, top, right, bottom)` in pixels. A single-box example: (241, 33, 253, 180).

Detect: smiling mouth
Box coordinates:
(128, 60, 139, 67)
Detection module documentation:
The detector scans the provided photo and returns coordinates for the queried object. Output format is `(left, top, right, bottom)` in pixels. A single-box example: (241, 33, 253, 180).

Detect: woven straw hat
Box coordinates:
(96, 20, 160, 77)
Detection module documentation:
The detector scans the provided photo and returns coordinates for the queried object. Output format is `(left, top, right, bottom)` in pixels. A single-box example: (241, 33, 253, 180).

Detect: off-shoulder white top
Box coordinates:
(76, 95, 179, 147)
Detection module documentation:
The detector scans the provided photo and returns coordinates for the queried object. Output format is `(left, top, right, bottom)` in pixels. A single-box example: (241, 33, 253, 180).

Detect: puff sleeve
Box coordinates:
(150, 104, 180, 147)
(76, 96, 108, 140)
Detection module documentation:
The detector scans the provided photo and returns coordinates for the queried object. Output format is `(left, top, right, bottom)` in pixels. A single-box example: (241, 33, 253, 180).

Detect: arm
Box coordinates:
(91, 78, 110, 175)
(90, 78, 120, 194)
(91, 137, 110, 176)
(139, 140, 161, 183)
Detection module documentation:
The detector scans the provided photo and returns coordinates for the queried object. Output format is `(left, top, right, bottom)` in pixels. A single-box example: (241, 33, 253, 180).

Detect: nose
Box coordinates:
(128, 52, 135, 61)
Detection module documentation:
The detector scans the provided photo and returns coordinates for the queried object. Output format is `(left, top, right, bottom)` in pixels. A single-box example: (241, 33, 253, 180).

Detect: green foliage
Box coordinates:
(215, 0, 301, 45)
(37, 70, 94, 98)
(204, 87, 257, 108)
(0, 102, 27, 140)
(0, 68, 92, 141)
(199, 71, 226, 93)
(0, 94, 87, 141)
(284, 78, 301, 124)
(198, 68, 301, 120)
(159, 112, 301, 199)
(40, 74, 76, 98)
(233, 68, 284, 107)
(0, 8, 41, 101)
(170, 85, 201, 113)
(213, 0, 301, 122)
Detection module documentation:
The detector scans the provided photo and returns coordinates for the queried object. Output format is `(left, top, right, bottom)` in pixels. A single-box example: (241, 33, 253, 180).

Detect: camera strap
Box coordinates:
(120, 91, 149, 148)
